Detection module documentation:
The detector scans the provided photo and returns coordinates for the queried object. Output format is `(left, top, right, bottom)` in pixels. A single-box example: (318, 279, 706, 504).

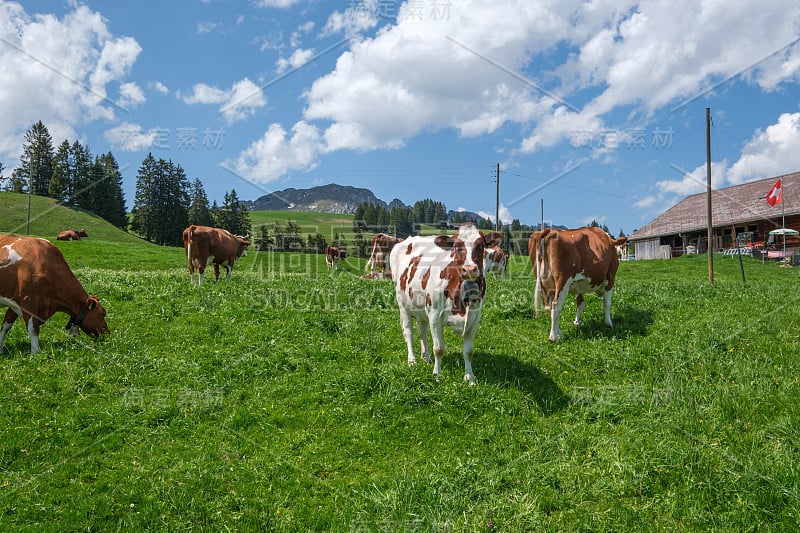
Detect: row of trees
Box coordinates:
(0, 121, 251, 248)
(130, 154, 251, 247)
(1, 121, 127, 228)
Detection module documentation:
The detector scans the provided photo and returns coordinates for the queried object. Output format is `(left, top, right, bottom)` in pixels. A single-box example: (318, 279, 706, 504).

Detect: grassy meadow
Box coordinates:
(2, 196, 800, 530)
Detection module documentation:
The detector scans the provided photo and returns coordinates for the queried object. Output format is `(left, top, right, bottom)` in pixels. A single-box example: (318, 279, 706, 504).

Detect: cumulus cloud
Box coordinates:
(180, 78, 266, 124)
(276, 48, 314, 74)
(237, 0, 800, 192)
(117, 82, 145, 108)
(0, 3, 140, 162)
(104, 122, 157, 151)
(228, 121, 323, 182)
(252, 0, 302, 8)
(727, 113, 800, 184)
(476, 205, 514, 226)
(150, 81, 169, 94)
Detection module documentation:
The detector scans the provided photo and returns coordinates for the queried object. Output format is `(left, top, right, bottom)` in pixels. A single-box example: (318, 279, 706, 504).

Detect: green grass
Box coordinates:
(2, 199, 800, 529)
(249, 210, 355, 241)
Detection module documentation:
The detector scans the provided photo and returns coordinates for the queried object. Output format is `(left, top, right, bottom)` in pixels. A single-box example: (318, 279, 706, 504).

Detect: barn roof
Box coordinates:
(630, 172, 800, 241)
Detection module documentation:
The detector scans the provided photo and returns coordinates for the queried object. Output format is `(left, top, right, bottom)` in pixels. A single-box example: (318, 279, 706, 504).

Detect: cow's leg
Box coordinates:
(574, 294, 587, 326)
(603, 289, 614, 327)
(399, 307, 417, 365)
(213, 263, 221, 282)
(0, 309, 18, 354)
(417, 319, 431, 363)
(429, 317, 446, 378)
(461, 320, 479, 385)
(224, 264, 233, 280)
(549, 282, 572, 342)
(25, 316, 40, 355)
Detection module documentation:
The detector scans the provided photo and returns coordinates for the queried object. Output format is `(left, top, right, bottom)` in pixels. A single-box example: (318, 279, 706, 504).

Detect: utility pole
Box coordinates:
(706, 107, 714, 284)
(495, 163, 500, 232)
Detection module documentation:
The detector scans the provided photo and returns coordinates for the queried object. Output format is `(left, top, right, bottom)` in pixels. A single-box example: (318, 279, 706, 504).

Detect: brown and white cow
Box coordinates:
(57, 229, 81, 241)
(529, 227, 627, 342)
(483, 245, 509, 279)
(182, 225, 251, 285)
(389, 223, 502, 385)
(364, 233, 403, 279)
(0, 235, 109, 354)
(324, 246, 346, 270)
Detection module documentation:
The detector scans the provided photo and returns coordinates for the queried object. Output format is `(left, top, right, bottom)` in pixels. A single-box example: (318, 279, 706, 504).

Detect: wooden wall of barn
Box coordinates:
(634, 239, 671, 260)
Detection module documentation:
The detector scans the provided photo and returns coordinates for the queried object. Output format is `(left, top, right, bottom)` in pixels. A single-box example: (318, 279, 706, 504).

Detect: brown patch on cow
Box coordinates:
(406, 243, 413, 255)
(421, 268, 431, 290)
(425, 293, 432, 307)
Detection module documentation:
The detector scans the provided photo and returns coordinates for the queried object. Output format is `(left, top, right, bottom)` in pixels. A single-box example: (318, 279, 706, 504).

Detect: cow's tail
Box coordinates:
(533, 232, 550, 317)
(365, 238, 379, 273)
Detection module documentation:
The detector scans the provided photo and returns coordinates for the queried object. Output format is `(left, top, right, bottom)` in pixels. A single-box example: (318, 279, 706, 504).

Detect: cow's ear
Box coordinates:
(484, 232, 503, 248)
(434, 235, 455, 250)
(86, 296, 99, 310)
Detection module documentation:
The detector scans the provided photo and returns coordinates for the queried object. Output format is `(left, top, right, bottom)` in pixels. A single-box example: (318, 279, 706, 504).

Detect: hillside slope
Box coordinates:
(0, 192, 143, 243)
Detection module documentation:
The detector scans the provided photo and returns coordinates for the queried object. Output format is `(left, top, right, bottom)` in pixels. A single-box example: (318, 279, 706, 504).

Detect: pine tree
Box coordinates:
(216, 189, 251, 237)
(131, 154, 190, 246)
(16, 121, 54, 197)
(49, 141, 70, 202)
(93, 152, 128, 229)
(70, 141, 93, 210)
(188, 179, 215, 227)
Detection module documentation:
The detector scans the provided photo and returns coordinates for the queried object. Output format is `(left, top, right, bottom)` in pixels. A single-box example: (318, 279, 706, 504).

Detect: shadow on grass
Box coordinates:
(567, 302, 655, 341)
(478, 353, 570, 417)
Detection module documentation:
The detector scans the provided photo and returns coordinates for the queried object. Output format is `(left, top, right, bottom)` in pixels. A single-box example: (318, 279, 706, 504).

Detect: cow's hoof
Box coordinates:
(464, 374, 476, 386)
(407, 357, 417, 366)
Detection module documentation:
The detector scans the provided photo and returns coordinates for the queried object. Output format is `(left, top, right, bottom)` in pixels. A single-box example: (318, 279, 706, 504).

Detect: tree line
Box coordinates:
(0, 121, 251, 248)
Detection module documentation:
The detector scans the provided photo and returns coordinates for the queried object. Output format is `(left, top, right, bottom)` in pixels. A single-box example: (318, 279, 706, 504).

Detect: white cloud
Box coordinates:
(181, 78, 266, 124)
(321, 1, 379, 38)
(727, 113, 800, 184)
(117, 82, 145, 108)
(476, 205, 514, 225)
(253, 0, 302, 8)
(150, 81, 169, 94)
(229, 121, 323, 182)
(276, 48, 314, 75)
(104, 122, 157, 151)
(0, 3, 141, 163)
(290, 21, 314, 47)
(196, 20, 222, 34)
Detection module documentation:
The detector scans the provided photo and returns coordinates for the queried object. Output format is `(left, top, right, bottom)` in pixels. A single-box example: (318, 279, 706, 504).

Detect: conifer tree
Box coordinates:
(188, 179, 215, 227)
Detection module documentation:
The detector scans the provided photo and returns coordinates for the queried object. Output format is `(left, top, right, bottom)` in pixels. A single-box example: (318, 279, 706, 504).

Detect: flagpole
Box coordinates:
(782, 183, 786, 259)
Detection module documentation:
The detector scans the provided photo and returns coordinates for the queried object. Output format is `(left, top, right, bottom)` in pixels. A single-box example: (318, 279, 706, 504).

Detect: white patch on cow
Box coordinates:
(0, 244, 22, 269)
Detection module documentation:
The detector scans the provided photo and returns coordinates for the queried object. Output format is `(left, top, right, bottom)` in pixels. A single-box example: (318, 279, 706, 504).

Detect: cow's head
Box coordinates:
(77, 228, 88, 238)
(236, 235, 251, 257)
(434, 223, 502, 281)
(66, 296, 110, 338)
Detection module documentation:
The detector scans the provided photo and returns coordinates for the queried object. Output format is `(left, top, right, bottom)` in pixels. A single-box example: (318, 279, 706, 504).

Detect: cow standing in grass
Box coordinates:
(0, 235, 109, 354)
(183, 225, 251, 285)
(529, 227, 627, 342)
(324, 246, 346, 270)
(389, 223, 502, 385)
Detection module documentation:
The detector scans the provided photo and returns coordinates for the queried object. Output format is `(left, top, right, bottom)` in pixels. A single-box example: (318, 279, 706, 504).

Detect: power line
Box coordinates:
(499, 169, 633, 199)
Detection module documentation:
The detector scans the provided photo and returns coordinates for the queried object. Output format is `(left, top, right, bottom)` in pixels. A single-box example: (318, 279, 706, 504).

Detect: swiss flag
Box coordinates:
(766, 178, 782, 206)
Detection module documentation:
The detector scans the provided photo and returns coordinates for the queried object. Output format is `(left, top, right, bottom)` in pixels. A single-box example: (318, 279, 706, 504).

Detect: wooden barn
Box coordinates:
(630, 172, 800, 260)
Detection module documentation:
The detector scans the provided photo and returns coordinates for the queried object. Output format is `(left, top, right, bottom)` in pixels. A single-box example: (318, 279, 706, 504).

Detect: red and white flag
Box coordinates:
(766, 178, 782, 206)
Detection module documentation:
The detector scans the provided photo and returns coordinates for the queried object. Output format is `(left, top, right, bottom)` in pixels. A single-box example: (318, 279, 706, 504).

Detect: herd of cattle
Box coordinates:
(0, 223, 626, 384)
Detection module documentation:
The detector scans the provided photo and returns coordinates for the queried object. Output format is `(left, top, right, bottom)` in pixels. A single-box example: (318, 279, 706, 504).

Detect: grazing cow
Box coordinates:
(389, 223, 502, 385)
(324, 246, 346, 270)
(529, 227, 627, 342)
(182, 225, 251, 285)
(57, 230, 81, 241)
(364, 233, 403, 279)
(483, 246, 509, 279)
(0, 235, 109, 354)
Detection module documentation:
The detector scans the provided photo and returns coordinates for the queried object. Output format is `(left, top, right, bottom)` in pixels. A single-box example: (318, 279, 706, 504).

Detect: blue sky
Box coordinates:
(2, 1, 800, 234)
